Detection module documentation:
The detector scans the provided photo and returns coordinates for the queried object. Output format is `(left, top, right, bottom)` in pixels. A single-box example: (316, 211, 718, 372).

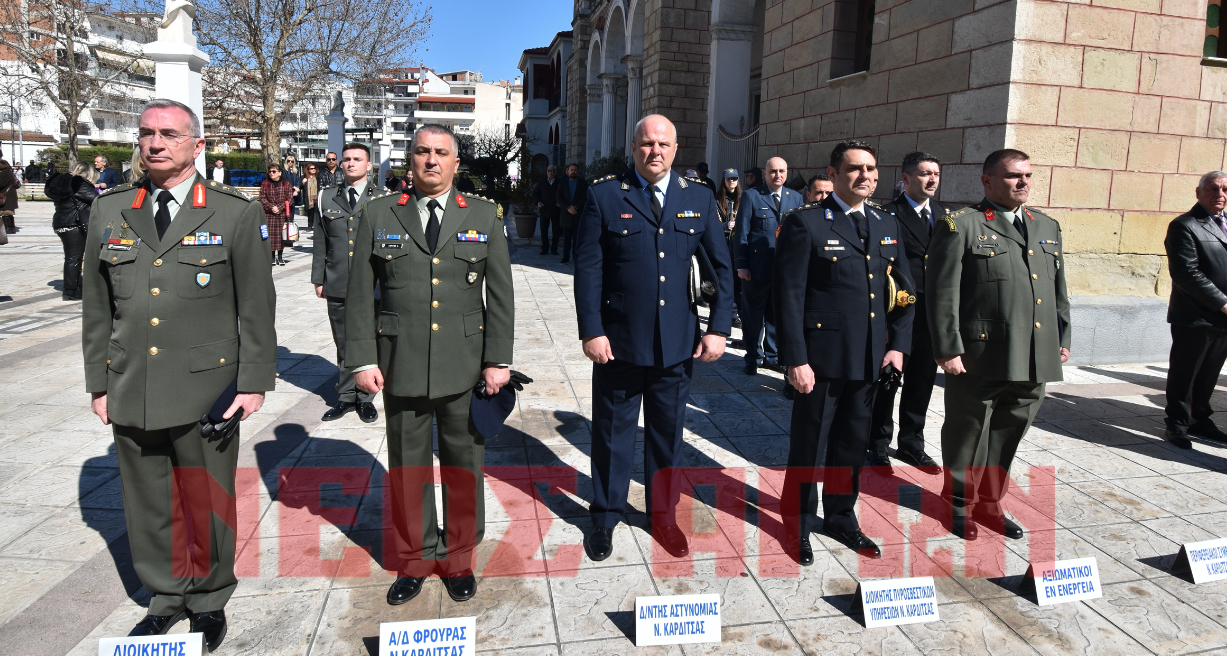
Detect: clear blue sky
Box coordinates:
(416, 1, 574, 84)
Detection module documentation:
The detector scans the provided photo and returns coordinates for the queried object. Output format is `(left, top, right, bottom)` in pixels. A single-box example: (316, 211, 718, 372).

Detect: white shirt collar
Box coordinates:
(830, 191, 865, 214)
(345, 177, 368, 198)
(904, 193, 930, 213)
(151, 174, 198, 221)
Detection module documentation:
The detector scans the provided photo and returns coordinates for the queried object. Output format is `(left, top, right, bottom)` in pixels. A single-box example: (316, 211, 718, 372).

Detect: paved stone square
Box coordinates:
(3, 201, 1227, 655)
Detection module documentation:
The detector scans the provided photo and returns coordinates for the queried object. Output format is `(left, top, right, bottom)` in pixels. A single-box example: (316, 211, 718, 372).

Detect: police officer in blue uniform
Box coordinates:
(773, 141, 915, 565)
(574, 114, 735, 562)
(733, 157, 805, 375)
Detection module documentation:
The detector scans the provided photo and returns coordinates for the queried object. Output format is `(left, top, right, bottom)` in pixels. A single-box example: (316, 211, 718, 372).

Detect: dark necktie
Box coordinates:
(772, 192, 781, 211)
(426, 199, 441, 252)
(154, 190, 173, 239)
(650, 185, 663, 222)
(921, 207, 932, 235)
(1214, 213, 1227, 240)
(1014, 213, 1028, 244)
(348, 187, 358, 209)
(850, 210, 868, 243)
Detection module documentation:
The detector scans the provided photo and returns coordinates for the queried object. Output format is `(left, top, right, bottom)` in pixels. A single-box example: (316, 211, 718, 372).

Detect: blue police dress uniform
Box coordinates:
(733, 185, 805, 366)
(772, 196, 914, 536)
(574, 167, 734, 528)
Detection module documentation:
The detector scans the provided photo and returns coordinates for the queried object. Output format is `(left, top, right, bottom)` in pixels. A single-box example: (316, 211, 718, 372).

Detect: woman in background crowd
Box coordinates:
(301, 163, 320, 231)
(260, 163, 294, 266)
(46, 162, 97, 300)
(283, 155, 302, 217)
(715, 168, 743, 329)
(127, 149, 145, 183)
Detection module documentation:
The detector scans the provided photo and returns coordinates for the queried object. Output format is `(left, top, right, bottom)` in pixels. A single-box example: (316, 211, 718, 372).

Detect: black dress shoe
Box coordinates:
(732, 316, 742, 329)
(866, 450, 893, 471)
(559, 257, 570, 264)
(584, 527, 614, 562)
(951, 515, 979, 540)
(788, 531, 814, 566)
(656, 523, 690, 557)
(762, 360, 786, 374)
(129, 611, 187, 636)
(744, 362, 758, 376)
(387, 576, 425, 605)
(894, 447, 939, 469)
(322, 401, 355, 421)
(783, 383, 797, 400)
(1190, 422, 1227, 443)
(1165, 427, 1193, 450)
(1002, 518, 1024, 540)
(356, 401, 378, 423)
(189, 610, 227, 653)
(824, 526, 881, 558)
(442, 571, 477, 602)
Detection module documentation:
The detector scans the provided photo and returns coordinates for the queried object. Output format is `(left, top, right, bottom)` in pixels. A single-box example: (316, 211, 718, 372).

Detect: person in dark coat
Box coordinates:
(532, 165, 561, 255)
(572, 114, 734, 563)
(46, 161, 98, 300)
(773, 140, 914, 564)
(93, 155, 122, 191)
(1164, 171, 1227, 448)
(0, 153, 19, 234)
(866, 152, 956, 471)
(24, 160, 41, 183)
(555, 163, 588, 264)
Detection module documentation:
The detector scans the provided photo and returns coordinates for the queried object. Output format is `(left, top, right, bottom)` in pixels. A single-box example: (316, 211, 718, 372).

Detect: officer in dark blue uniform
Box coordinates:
(773, 140, 915, 565)
(733, 157, 805, 375)
(573, 114, 735, 562)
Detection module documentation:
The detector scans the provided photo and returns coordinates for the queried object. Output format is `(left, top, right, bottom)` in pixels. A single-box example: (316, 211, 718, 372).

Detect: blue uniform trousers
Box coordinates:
(589, 357, 693, 529)
(741, 279, 777, 365)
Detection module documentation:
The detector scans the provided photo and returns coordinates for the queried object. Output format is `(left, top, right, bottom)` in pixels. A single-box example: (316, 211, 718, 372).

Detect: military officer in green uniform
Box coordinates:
(347, 124, 514, 605)
(311, 142, 381, 423)
(927, 149, 1070, 541)
(81, 99, 277, 652)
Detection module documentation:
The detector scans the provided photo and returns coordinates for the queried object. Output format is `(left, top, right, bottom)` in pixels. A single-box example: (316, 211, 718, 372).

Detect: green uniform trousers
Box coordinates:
(941, 372, 1045, 517)
(113, 422, 239, 616)
(385, 391, 485, 577)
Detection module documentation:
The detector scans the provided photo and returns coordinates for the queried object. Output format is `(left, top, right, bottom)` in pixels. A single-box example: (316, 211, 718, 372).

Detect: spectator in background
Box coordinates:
(805, 173, 833, 204)
(24, 160, 41, 184)
(93, 155, 121, 191)
(317, 151, 340, 189)
(744, 167, 762, 191)
(715, 167, 743, 330)
(46, 161, 97, 300)
(209, 158, 230, 185)
(533, 165, 561, 256)
(555, 163, 587, 264)
(457, 171, 477, 192)
(0, 151, 19, 234)
(260, 163, 294, 266)
(696, 162, 716, 192)
(283, 155, 302, 217)
(402, 169, 414, 190)
(45, 161, 58, 180)
(125, 149, 144, 183)
(384, 168, 405, 192)
(301, 163, 320, 231)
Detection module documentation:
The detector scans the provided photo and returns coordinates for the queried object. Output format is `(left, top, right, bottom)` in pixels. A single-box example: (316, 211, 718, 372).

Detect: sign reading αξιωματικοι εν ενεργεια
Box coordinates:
(1020, 557, 1103, 606)
(1172, 537, 1227, 584)
(856, 576, 940, 628)
(380, 617, 475, 656)
(635, 593, 721, 646)
(98, 633, 202, 656)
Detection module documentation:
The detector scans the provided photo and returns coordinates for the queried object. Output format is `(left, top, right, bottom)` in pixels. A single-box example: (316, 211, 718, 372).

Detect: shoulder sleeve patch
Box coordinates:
(940, 215, 959, 233)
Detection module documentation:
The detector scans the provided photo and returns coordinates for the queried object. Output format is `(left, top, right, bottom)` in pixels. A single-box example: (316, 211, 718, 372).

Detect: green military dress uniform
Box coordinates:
(346, 187, 513, 576)
(311, 179, 384, 405)
(926, 199, 1070, 518)
(81, 175, 277, 615)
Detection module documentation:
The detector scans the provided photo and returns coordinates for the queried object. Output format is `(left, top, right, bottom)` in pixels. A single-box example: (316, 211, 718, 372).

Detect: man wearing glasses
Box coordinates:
(80, 99, 278, 652)
(318, 152, 341, 189)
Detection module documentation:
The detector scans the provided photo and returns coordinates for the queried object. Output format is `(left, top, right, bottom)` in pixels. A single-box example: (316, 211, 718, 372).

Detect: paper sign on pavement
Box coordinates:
(635, 593, 721, 646)
(380, 617, 475, 656)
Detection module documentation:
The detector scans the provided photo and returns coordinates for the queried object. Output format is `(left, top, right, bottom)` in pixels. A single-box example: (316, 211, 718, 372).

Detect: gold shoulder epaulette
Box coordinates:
(99, 182, 135, 196)
(207, 180, 255, 202)
(592, 174, 618, 185)
(461, 192, 495, 204)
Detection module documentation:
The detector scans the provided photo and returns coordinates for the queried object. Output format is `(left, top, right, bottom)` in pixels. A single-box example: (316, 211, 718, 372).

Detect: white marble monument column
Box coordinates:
(623, 57, 642, 157)
(599, 74, 619, 161)
(586, 83, 603, 163)
(143, 0, 210, 172)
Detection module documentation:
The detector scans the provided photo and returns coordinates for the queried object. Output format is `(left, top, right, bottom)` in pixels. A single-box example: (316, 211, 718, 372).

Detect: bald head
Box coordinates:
(631, 114, 678, 184)
(765, 157, 788, 192)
